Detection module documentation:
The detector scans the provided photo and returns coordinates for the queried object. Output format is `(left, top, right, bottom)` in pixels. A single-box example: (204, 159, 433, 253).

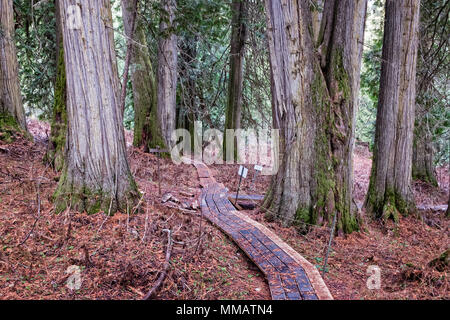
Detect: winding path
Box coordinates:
(190, 159, 333, 300)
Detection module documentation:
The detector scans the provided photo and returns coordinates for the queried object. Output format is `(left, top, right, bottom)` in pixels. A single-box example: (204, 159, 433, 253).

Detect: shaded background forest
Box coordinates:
(13, 0, 449, 169)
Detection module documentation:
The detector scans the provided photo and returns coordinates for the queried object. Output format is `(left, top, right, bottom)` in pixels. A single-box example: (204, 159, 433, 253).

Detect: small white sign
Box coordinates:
(254, 165, 263, 172)
(238, 165, 248, 178)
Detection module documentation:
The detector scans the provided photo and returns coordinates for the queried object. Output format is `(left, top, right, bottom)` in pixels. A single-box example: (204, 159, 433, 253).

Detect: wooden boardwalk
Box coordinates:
(189, 159, 333, 300)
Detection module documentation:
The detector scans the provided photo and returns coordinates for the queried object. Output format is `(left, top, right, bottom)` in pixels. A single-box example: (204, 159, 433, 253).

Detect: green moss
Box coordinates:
(367, 177, 413, 222)
(311, 68, 336, 222)
(132, 26, 166, 152)
(332, 49, 351, 101)
(132, 83, 166, 151)
(365, 144, 388, 219)
(46, 43, 67, 171)
(0, 111, 31, 142)
(53, 165, 140, 215)
(382, 202, 399, 223)
(52, 167, 70, 214)
(412, 170, 438, 187)
(295, 206, 311, 225)
(0, 112, 20, 143)
(308, 60, 359, 234)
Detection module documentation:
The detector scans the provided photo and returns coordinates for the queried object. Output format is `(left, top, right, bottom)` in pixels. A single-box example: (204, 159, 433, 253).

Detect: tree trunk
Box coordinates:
(411, 0, 445, 188)
(45, 0, 67, 171)
(263, 0, 367, 234)
(224, 0, 247, 160)
(54, 0, 139, 214)
(121, 0, 165, 152)
(412, 119, 437, 186)
(177, 34, 197, 143)
(0, 0, 27, 134)
(365, 0, 420, 220)
(157, 0, 178, 149)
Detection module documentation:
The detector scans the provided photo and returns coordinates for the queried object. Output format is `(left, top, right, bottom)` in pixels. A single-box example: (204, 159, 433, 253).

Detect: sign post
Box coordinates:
(250, 164, 263, 191)
(235, 165, 248, 205)
(149, 147, 169, 197)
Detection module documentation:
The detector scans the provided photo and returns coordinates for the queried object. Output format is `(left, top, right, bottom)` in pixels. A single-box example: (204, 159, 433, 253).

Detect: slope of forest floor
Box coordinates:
(0, 120, 448, 300)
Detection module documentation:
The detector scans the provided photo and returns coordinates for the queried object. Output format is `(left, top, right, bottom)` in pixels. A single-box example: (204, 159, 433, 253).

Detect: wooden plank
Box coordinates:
(228, 194, 265, 201)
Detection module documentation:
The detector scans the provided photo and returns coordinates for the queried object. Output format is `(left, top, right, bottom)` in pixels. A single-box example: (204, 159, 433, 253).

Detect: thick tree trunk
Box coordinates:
(54, 0, 139, 214)
(45, 0, 67, 171)
(223, 0, 247, 160)
(411, 0, 444, 188)
(263, 0, 367, 234)
(412, 119, 437, 186)
(177, 34, 197, 140)
(365, 0, 420, 220)
(0, 0, 27, 134)
(122, 0, 164, 152)
(157, 0, 178, 149)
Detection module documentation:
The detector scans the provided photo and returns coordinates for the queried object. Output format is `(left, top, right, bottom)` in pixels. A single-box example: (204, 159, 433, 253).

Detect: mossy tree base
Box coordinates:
(0, 112, 20, 143)
(412, 171, 438, 187)
(263, 181, 360, 235)
(365, 183, 415, 223)
(53, 167, 140, 215)
(0, 112, 31, 143)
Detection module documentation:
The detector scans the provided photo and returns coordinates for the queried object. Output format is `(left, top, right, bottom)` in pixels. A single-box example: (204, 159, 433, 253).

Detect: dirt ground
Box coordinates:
(0, 120, 448, 300)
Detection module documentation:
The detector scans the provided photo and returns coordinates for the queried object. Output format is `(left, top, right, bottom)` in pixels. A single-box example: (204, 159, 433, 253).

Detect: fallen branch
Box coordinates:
(143, 229, 173, 300)
(179, 190, 194, 197)
(18, 181, 41, 246)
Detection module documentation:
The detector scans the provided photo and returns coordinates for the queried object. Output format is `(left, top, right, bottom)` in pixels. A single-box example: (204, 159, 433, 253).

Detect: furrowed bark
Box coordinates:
(365, 0, 420, 220)
(0, 0, 27, 137)
(223, 0, 247, 161)
(263, 0, 367, 234)
(54, 0, 139, 214)
(157, 0, 178, 149)
(45, 0, 67, 171)
(122, 0, 165, 152)
(411, 0, 446, 188)
(412, 120, 437, 186)
(177, 34, 197, 144)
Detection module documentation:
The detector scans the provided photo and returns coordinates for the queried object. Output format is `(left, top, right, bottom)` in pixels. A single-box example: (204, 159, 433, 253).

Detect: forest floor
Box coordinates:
(0, 119, 448, 300)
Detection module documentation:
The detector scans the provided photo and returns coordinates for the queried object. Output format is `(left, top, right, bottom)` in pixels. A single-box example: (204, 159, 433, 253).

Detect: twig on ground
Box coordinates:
(17, 181, 41, 246)
(143, 229, 173, 300)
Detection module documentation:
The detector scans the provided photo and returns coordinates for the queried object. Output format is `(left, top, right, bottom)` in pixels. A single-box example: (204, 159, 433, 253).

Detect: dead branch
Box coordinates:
(17, 181, 41, 246)
(143, 229, 173, 300)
